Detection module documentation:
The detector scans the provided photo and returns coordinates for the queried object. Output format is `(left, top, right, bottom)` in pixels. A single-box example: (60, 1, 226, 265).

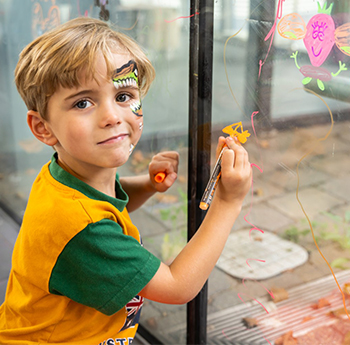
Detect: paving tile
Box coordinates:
(319, 176, 350, 203)
(262, 164, 331, 192)
(267, 187, 344, 221)
(208, 267, 239, 296)
(208, 287, 243, 315)
(242, 176, 284, 208)
(244, 202, 294, 232)
(263, 270, 304, 292)
(309, 151, 350, 178)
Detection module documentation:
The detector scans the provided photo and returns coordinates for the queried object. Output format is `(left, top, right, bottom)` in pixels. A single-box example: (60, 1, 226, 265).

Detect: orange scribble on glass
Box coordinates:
(277, 13, 306, 40)
(117, 18, 139, 31)
(222, 121, 251, 143)
(32, 1, 60, 39)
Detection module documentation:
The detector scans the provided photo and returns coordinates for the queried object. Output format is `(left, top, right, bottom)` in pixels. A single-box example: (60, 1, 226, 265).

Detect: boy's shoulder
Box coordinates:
(23, 158, 126, 233)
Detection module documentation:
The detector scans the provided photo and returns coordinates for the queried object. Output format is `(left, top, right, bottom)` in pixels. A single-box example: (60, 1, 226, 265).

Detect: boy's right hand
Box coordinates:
(214, 136, 252, 208)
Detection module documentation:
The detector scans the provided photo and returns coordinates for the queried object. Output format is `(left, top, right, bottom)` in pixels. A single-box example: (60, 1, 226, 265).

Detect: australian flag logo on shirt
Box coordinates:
(120, 295, 144, 331)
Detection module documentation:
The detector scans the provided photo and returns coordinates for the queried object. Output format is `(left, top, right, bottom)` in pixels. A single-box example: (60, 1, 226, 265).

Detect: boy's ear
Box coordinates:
(27, 110, 58, 146)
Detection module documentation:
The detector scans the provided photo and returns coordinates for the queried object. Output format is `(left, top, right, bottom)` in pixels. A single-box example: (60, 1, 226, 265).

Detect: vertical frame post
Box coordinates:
(187, 0, 214, 344)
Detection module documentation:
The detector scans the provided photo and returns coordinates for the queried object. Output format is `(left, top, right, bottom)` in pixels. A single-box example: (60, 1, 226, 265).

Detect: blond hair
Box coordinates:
(15, 17, 155, 120)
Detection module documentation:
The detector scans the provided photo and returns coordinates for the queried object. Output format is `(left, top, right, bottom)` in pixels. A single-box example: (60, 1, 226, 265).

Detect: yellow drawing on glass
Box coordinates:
(222, 122, 251, 144)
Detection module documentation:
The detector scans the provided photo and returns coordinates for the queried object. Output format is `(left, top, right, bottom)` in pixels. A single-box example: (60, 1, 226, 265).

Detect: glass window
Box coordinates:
(1, 0, 350, 344)
(208, 0, 350, 344)
(0, 0, 189, 343)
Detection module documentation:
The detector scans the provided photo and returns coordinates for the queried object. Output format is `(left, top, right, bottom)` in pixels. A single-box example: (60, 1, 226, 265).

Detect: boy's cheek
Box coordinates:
(130, 119, 143, 149)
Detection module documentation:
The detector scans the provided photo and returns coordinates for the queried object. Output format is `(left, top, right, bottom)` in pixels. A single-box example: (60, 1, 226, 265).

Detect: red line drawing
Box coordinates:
(164, 12, 200, 23)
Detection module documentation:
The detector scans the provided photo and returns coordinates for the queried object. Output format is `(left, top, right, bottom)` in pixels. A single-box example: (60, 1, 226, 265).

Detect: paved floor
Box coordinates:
(1, 120, 350, 344)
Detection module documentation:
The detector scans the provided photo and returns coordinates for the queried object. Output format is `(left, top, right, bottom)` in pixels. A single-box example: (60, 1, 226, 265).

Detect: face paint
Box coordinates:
(139, 122, 143, 131)
(129, 144, 135, 155)
(130, 99, 143, 117)
(112, 60, 143, 117)
(112, 60, 138, 90)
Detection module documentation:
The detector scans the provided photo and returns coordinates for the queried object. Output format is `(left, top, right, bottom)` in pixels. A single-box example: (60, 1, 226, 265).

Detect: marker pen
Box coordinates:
(199, 145, 228, 210)
(155, 172, 166, 183)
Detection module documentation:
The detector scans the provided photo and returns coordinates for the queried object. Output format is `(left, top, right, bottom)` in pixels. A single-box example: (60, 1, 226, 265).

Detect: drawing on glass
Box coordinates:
(32, 1, 60, 39)
(278, 1, 350, 91)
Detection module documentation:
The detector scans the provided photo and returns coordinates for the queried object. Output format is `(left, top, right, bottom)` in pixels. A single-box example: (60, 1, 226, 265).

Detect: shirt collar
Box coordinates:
(48, 153, 129, 212)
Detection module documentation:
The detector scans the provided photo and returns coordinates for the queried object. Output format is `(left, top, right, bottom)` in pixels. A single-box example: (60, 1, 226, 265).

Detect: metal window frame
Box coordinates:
(187, 0, 214, 344)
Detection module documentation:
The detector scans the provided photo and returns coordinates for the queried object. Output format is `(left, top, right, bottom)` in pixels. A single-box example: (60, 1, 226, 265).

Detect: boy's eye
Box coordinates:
(75, 99, 92, 109)
(116, 93, 131, 103)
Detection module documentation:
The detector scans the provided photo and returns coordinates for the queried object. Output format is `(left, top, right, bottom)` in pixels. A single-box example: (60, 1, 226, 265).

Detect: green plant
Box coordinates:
(282, 218, 319, 243)
(318, 211, 350, 250)
(283, 210, 350, 270)
(282, 226, 310, 243)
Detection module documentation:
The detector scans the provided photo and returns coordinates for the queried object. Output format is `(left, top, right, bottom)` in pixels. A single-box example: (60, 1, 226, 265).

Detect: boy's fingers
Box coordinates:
(216, 136, 227, 158)
(235, 146, 249, 170)
(225, 136, 249, 170)
(220, 148, 235, 173)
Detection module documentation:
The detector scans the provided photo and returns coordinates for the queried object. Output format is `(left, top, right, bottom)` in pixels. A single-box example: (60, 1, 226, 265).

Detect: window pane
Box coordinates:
(0, 1, 188, 343)
(210, 0, 350, 344)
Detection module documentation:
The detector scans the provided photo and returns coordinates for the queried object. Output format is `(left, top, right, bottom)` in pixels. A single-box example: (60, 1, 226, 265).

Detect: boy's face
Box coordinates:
(44, 51, 144, 173)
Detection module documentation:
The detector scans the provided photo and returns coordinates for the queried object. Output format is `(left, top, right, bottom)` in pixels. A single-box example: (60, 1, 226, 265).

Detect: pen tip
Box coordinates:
(199, 202, 209, 210)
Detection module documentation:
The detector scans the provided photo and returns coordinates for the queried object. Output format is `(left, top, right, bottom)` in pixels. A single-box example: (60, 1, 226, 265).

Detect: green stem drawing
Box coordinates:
(331, 61, 348, 77)
(290, 51, 300, 70)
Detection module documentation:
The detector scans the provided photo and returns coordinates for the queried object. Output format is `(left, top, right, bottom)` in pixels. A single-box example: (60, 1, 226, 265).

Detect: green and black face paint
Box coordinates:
(112, 60, 143, 117)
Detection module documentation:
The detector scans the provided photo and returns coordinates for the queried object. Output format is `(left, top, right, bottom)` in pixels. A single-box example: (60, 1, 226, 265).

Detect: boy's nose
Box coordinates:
(99, 103, 122, 127)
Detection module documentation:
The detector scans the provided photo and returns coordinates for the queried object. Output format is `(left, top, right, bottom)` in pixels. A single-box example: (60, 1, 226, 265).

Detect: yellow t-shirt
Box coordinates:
(0, 155, 161, 345)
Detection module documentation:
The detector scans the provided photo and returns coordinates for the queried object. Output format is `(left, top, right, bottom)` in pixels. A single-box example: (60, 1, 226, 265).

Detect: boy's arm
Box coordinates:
(120, 151, 179, 212)
(139, 136, 252, 304)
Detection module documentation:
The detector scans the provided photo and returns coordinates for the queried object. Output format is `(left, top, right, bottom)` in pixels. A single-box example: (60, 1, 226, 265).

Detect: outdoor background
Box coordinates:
(1, 0, 350, 344)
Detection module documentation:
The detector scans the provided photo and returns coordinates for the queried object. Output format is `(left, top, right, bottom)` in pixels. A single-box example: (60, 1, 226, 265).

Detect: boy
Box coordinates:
(0, 17, 251, 344)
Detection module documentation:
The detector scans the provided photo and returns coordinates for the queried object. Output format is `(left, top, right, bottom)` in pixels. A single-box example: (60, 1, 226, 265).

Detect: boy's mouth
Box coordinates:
(97, 133, 128, 145)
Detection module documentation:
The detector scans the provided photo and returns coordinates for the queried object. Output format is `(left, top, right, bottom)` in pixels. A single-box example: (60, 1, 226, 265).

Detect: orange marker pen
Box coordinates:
(199, 146, 228, 210)
(155, 172, 166, 183)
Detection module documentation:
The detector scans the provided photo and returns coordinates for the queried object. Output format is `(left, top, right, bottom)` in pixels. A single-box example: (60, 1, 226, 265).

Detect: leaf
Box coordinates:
(317, 79, 325, 91)
(340, 46, 350, 54)
(302, 77, 312, 85)
(283, 31, 298, 39)
(331, 257, 350, 270)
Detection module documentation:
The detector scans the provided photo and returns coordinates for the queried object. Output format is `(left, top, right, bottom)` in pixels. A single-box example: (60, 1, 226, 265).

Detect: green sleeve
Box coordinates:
(49, 219, 161, 316)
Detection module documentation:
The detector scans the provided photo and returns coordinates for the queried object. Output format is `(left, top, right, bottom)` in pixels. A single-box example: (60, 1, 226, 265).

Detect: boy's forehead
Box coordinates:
(78, 52, 136, 83)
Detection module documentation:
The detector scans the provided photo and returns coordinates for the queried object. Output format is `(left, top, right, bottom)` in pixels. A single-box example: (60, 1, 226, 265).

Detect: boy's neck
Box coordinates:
(56, 157, 117, 198)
